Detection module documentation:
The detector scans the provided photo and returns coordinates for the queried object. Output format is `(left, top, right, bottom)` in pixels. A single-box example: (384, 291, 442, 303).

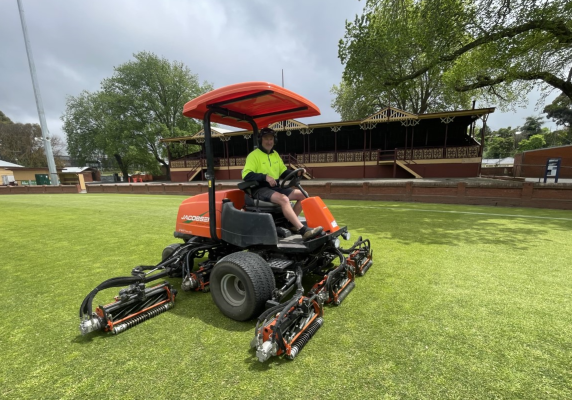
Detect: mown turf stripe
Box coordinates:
(329, 205, 572, 221)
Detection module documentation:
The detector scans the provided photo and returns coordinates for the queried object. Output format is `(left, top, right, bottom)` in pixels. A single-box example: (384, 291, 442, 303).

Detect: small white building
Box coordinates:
(0, 159, 24, 185)
(481, 157, 514, 168)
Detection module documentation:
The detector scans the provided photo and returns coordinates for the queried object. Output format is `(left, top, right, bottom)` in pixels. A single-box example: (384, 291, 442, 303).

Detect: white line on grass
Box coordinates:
(86, 195, 180, 200)
(328, 205, 572, 222)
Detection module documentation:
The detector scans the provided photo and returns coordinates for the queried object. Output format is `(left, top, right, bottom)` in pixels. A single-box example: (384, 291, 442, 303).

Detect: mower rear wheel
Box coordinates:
(210, 252, 275, 321)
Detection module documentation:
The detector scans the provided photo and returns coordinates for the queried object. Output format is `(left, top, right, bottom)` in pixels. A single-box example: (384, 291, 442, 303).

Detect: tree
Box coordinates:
(63, 90, 159, 180)
(483, 126, 519, 158)
(0, 110, 13, 124)
(332, 0, 470, 120)
(62, 52, 211, 180)
(334, 0, 473, 120)
(542, 94, 572, 145)
(346, 0, 572, 110)
(330, 81, 378, 121)
(544, 93, 572, 128)
(520, 116, 544, 139)
(517, 134, 546, 152)
(0, 122, 65, 167)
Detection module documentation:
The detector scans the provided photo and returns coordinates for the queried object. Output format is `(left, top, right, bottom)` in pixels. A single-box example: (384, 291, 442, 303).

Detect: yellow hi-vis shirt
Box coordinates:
(242, 148, 287, 182)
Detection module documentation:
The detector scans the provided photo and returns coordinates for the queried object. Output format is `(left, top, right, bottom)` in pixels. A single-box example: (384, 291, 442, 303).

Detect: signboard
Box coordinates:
(544, 158, 561, 183)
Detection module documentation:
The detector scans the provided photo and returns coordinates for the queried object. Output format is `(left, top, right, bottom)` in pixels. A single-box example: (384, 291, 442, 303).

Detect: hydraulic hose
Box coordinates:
(255, 301, 290, 335)
(256, 268, 304, 346)
(79, 276, 141, 318)
(183, 245, 213, 279)
(272, 295, 301, 352)
(339, 237, 370, 254)
(324, 249, 347, 296)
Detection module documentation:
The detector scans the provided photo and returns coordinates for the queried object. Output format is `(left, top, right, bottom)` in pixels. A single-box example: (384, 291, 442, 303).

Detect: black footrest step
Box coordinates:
(267, 258, 294, 272)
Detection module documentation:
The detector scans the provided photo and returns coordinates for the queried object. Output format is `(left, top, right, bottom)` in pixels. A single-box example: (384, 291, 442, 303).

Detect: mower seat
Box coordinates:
(238, 181, 282, 213)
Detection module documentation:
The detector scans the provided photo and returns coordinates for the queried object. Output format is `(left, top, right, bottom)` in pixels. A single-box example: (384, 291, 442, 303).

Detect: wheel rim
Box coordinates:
(220, 273, 246, 307)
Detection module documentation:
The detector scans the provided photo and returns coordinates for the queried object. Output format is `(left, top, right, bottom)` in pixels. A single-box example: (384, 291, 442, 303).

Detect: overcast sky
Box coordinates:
(0, 0, 559, 147)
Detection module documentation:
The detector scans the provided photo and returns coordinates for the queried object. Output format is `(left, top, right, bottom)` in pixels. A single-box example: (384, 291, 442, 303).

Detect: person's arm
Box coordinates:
(244, 171, 267, 182)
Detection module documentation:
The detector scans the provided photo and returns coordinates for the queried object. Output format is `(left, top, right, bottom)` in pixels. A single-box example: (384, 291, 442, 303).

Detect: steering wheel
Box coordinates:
(280, 168, 304, 189)
(280, 168, 309, 198)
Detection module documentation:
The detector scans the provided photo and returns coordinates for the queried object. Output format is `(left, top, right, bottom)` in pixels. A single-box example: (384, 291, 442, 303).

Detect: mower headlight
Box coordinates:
(341, 231, 351, 241)
(333, 238, 340, 249)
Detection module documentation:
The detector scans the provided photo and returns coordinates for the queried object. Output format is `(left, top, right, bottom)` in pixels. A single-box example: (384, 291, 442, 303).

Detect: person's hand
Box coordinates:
(266, 175, 277, 187)
(297, 168, 306, 176)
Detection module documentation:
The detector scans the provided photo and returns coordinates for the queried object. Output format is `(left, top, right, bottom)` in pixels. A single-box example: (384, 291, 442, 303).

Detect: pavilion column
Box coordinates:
(400, 119, 419, 161)
(444, 125, 448, 158)
(440, 117, 454, 158)
(308, 134, 311, 163)
(404, 126, 408, 159)
(184, 142, 188, 168)
(335, 131, 337, 162)
(359, 122, 376, 177)
(302, 131, 306, 162)
(363, 128, 367, 178)
(331, 125, 341, 162)
(411, 126, 415, 159)
(300, 128, 313, 164)
(369, 128, 372, 155)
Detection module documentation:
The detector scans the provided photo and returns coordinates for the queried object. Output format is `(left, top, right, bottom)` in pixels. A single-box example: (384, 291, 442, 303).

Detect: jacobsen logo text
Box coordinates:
(181, 215, 210, 223)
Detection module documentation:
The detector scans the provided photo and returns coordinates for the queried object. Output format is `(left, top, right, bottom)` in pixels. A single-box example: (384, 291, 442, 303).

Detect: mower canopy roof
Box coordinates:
(182, 82, 320, 130)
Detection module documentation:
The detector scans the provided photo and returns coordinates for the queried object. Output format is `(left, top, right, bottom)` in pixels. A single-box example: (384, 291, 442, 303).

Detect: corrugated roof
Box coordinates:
(0, 159, 24, 168)
(61, 167, 92, 173)
(161, 107, 496, 144)
(481, 158, 514, 165)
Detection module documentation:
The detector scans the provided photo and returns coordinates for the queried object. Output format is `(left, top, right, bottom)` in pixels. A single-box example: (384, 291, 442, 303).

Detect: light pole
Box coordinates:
(17, 0, 59, 185)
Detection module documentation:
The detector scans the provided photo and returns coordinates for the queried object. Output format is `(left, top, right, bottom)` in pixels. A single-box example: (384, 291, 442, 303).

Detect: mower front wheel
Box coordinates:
(162, 244, 182, 261)
(210, 252, 275, 321)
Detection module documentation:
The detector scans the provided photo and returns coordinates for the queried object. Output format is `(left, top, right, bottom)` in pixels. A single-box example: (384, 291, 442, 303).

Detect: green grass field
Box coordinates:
(0, 194, 571, 399)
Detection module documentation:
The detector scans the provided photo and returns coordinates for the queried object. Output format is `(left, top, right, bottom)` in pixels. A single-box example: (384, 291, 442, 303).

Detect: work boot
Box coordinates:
(299, 226, 323, 241)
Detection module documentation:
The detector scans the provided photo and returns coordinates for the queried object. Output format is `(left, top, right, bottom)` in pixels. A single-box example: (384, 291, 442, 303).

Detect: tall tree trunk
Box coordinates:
(114, 153, 129, 182)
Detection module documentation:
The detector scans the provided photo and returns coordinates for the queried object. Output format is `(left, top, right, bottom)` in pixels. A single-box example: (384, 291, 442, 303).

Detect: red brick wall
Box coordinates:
(516, 146, 572, 178)
(0, 185, 78, 194)
(3, 181, 571, 210)
(408, 163, 480, 178)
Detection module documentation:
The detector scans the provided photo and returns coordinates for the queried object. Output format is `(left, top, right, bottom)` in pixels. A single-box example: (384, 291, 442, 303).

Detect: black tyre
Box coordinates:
(162, 244, 182, 261)
(210, 252, 275, 321)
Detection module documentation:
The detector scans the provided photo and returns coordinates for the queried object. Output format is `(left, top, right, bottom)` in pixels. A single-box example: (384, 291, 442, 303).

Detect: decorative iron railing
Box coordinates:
(281, 154, 314, 178)
(219, 157, 246, 167)
(396, 145, 480, 161)
(170, 146, 480, 170)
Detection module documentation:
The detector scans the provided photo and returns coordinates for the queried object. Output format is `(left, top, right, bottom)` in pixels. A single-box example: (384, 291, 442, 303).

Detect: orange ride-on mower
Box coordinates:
(79, 82, 373, 362)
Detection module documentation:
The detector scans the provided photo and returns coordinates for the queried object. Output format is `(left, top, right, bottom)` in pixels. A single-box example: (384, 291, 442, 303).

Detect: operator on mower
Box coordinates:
(242, 127, 323, 241)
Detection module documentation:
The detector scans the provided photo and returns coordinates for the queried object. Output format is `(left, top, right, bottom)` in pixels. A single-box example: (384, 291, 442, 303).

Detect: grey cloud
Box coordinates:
(0, 0, 557, 149)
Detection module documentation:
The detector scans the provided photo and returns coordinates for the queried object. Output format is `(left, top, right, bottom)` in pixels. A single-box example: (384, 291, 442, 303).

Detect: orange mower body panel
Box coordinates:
(176, 190, 339, 241)
(301, 197, 340, 234)
(175, 189, 245, 239)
